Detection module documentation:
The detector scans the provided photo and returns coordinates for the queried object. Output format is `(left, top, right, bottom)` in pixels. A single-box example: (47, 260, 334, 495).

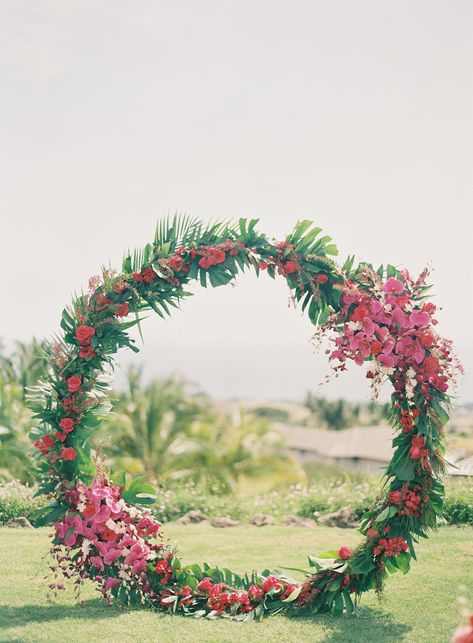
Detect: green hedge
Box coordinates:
(2, 477, 472, 527)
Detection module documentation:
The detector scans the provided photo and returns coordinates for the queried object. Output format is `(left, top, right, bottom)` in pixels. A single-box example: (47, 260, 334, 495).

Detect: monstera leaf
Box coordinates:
(113, 472, 156, 506)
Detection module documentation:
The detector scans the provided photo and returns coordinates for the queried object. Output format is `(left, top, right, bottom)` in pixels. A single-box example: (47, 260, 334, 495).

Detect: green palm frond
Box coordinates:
(154, 213, 203, 249)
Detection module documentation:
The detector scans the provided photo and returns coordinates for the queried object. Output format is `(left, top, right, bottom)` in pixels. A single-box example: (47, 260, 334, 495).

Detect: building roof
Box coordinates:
(276, 423, 473, 475)
(275, 423, 393, 462)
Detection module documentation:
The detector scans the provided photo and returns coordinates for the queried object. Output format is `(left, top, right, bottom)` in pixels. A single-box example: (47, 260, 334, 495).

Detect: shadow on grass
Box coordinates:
(288, 607, 413, 642)
(0, 599, 121, 630)
(0, 601, 413, 642)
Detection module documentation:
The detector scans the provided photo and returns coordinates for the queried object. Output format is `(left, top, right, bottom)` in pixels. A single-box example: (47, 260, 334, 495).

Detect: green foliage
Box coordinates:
(0, 482, 42, 524)
(98, 369, 297, 491)
(251, 406, 290, 422)
(305, 393, 390, 430)
(0, 340, 51, 482)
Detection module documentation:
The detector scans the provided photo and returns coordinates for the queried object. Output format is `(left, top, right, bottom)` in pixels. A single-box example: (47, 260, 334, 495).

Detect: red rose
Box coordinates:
(283, 261, 298, 275)
(247, 584, 264, 601)
(116, 303, 129, 317)
(367, 528, 379, 539)
(259, 261, 268, 270)
(351, 305, 368, 321)
(197, 577, 213, 592)
(338, 546, 352, 560)
(34, 434, 56, 454)
(389, 490, 402, 505)
(316, 273, 329, 284)
(198, 256, 210, 269)
(83, 503, 96, 518)
(142, 267, 157, 283)
(168, 255, 184, 271)
(179, 585, 193, 605)
(419, 333, 435, 348)
(102, 527, 117, 541)
(67, 376, 82, 393)
(230, 249, 239, 256)
(114, 280, 128, 293)
(75, 325, 96, 345)
(56, 432, 67, 441)
(60, 447, 76, 461)
(371, 340, 382, 355)
(155, 560, 170, 575)
(261, 576, 283, 593)
(208, 583, 225, 600)
(79, 345, 95, 359)
(423, 355, 440, 373)
(411, 435, 425, 449)
(59, 418, 75, 433)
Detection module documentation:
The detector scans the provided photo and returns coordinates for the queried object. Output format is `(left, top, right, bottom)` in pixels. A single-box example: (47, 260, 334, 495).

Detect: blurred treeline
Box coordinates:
(0, 340, 300, 491)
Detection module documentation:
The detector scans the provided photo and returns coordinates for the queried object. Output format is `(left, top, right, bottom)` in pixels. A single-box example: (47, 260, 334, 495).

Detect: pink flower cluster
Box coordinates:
(53, 478, 161, 599)
(329, 274, 452, 400)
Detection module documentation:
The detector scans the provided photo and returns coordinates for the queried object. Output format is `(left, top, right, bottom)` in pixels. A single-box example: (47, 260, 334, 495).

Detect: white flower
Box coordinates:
(81, 539, 91, 556)
(347, 321, 361, 331)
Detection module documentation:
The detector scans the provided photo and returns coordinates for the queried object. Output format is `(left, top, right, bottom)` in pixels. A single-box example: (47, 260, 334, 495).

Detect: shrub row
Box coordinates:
(1, 476, 472, 527)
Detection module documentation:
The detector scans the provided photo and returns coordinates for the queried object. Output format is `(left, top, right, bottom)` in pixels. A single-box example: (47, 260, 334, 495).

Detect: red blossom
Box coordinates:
(59, 418, 75, 433)
(283, 261, 298, 275)
(115, 303, 129, 317)
(75, 325, 96, 345)
(67, 376, 82, 393)
(60, 447, 77, 461)
(338, 546, 351, 560)
(79, 345, 95, 359)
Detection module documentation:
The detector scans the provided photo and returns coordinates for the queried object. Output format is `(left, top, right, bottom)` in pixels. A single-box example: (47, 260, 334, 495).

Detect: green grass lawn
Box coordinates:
(0, 525, 471, 643)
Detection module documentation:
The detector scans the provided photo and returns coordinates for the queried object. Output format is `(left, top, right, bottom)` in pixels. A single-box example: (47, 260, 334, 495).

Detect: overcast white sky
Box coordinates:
(1, 1, 472, 403)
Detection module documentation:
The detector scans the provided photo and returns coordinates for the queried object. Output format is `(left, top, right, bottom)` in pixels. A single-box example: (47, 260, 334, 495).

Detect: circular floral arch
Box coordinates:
(30, 217, 458, 619)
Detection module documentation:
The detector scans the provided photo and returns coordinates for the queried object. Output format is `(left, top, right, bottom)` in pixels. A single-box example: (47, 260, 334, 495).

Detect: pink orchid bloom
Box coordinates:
(124, 541, 148, 566)
(409, 310, 430, 327)
(378, 353, 398, 368)
(392, 307, 407, 326)
(105, 497, 123, 513)
(384, 277, 404, 294)
(370, 300, 383, 315)
(105, 577, 121, 590)
(131, 559, 148, 575)
(90, 556, 104, 571)
(382, 337, 396, 354)
(361, 317, 375, 336)
(342, 294, 360, 306)
(103, 548, 122, 565)
(93, 504, 111, 524)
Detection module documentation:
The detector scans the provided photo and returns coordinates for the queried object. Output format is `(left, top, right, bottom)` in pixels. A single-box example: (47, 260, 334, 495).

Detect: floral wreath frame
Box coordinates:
(30, 217, 458, 619)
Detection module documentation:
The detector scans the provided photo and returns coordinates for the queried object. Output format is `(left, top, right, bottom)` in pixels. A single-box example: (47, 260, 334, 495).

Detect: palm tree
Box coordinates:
(0, 339, 50, 481)
(99, 369, 300, 490)
(179, 409, 301, 492)
(98, 369, 210, 483)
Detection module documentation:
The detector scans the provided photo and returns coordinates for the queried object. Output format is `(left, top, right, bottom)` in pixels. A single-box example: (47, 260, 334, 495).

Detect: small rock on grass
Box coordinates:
(177, 510, 208, 525)
(282, 515, 316, 527)
(317, 506, 360, 529)
(210, 516, 240, 528)
(250, 513, 275, 527)
(6, 517, 34, 529)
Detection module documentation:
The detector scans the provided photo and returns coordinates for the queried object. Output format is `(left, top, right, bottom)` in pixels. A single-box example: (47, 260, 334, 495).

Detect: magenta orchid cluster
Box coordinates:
(30, 217, 460, 619)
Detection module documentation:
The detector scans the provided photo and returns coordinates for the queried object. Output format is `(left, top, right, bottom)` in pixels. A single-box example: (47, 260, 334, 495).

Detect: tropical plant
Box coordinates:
(0, 339, 50, 481)
(96, 368, 207, 483)
(305, 393, 390, 430)
(98, 368, 298, 491)
(176, 409, 301, 492)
